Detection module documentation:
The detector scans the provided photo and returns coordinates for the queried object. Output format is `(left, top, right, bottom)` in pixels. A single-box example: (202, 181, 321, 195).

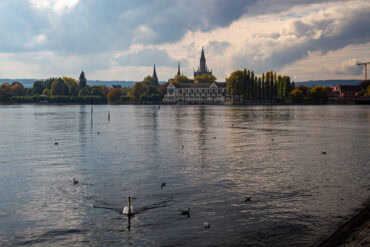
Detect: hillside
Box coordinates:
(295, 80, 362, 87)
(0, 79, 136, 88)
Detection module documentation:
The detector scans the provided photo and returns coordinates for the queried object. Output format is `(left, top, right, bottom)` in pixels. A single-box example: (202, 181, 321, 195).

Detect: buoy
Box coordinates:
(54, 142, 59, 145)
(73, 178, 79, 185)
(123, 196, 134, 216)
(322, 151, 327, 155)
(245, 197, 251, 202)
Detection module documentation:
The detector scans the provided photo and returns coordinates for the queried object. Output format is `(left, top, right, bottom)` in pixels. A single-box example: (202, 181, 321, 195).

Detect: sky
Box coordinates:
(0, 0, 369, 82)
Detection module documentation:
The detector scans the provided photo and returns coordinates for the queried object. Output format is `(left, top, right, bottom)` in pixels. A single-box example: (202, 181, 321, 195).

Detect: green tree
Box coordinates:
(289, 89, 305, 103)
(32, 80, 45, 95)
(108, 88, 121, 104)
(51, 78, 69, 96)
(79, 71, 87, 89)
(78, 87, 90, 96)
(257, 78, 262, 99)
(90, 85, 109, 97)
(366, 85, 370, 96)
(310, 86, 330, 104)
(158, 82, 170, 99)
(42, 88, 51, 96)
(10, 82, 24, 96)
(132, 82, 148, 100)
(142, 76, 157, 86)
(120, 86, 132, 96)
(261, 73, 265, 99)
(194, 74, 216, 84)
(44, 78, 55, 89)
(226, 70, 244, 97)
(242, 69, 248, 101)
(0, 83, 11, 102)
(173, 75, 190, 84)
(62, 77, 80, 96)
(250, 71, 256, 100)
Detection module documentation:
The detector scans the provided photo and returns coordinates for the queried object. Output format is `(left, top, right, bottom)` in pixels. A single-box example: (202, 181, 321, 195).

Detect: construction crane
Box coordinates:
(357, 62, 370, 81)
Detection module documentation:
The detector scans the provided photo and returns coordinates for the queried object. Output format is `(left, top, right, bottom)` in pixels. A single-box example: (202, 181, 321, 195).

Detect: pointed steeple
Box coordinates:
(201, 47, 205, 61)
(177, 62, 181, 76)
(200, 47, 207, 73)
(153, 64, 158, 85)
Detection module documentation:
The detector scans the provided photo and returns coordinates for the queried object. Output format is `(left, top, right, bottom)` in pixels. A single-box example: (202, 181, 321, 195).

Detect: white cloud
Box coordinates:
(29, 0, 79, 13)
(1, 0, 370, 81)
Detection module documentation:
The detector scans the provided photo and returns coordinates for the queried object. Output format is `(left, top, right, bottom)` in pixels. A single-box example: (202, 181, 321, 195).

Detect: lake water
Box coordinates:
(0, 105, 369, 246)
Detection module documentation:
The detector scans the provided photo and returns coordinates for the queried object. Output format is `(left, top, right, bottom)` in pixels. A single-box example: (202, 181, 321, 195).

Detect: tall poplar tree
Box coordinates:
(79, 71, 87, 89)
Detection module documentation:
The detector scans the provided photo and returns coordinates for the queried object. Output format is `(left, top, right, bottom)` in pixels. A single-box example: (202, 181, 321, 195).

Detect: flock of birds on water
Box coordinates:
(57, 136, 329, 231)
(69, 176, 222, 229)
(69, 174, 254, 230)
(54, 108, 329, 231)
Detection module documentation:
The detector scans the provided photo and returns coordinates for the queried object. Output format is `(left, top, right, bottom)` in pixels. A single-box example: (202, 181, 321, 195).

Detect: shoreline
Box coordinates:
(0, 102, 368, 106)
(317, 198, 370, 247)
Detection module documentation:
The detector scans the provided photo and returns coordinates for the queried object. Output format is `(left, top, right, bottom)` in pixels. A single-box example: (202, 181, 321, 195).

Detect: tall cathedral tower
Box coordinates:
(194, 47, 212, 78)
(152, 64, 159, 85)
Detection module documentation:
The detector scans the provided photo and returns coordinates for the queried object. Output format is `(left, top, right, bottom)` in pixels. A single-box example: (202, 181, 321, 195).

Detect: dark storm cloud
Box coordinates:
(232, 5, 370, 73)
(0, 0, 353, 54)
(0, 0, 49, 52)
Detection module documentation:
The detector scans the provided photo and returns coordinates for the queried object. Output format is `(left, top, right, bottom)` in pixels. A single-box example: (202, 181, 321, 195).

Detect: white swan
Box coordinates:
(123, 196, 134, 216)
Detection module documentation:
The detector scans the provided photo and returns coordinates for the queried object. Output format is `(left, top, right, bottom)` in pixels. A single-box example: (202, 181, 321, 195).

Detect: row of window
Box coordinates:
(177, 89, 224, 93)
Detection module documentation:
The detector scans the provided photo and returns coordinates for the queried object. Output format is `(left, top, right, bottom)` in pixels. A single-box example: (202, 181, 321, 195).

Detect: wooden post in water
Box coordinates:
(108, 110, 110, 122)
(91, 100, 93, 125)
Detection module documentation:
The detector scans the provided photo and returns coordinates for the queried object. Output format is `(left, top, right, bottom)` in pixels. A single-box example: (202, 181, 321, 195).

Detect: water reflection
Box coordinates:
(0, 105, 369, 247)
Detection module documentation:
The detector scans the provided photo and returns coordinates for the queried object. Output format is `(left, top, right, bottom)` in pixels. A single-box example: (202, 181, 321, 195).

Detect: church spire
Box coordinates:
(177, 62, 181, 76)
(200, 47, 206, 73)
(193, 46, 212, 78)
(153, 64, 158, 85)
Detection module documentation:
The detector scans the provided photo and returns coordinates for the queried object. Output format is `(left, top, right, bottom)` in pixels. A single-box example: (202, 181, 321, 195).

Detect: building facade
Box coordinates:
(164, 82, 228, 104)
(163, 48, 229, 104)
(330, 85, 360, 99)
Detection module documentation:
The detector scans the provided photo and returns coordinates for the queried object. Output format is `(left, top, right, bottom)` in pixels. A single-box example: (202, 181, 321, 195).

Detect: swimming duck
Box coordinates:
(179, 208, 190, 217)
(161, 182, 166, 189)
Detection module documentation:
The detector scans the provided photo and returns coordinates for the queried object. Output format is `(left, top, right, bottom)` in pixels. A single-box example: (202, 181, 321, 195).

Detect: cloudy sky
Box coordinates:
(0, 0, 369, 82)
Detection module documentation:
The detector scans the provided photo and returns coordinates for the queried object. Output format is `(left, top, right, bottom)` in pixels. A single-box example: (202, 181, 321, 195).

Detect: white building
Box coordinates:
(163, 82, 228, 104)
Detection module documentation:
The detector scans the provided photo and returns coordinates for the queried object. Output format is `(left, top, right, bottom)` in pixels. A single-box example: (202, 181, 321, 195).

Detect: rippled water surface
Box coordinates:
(0, 105, 369, 246)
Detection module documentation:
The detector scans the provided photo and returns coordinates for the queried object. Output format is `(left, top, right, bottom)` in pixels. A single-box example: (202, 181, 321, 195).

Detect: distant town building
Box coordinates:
(330, 85, 361, 99)
(163, 48, 229, 104)
(112, 85, 121, 88)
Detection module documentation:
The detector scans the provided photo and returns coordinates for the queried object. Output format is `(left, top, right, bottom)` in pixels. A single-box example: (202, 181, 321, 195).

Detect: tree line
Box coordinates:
(226, 69, 295, 103)
(2, 68, 360, 104)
